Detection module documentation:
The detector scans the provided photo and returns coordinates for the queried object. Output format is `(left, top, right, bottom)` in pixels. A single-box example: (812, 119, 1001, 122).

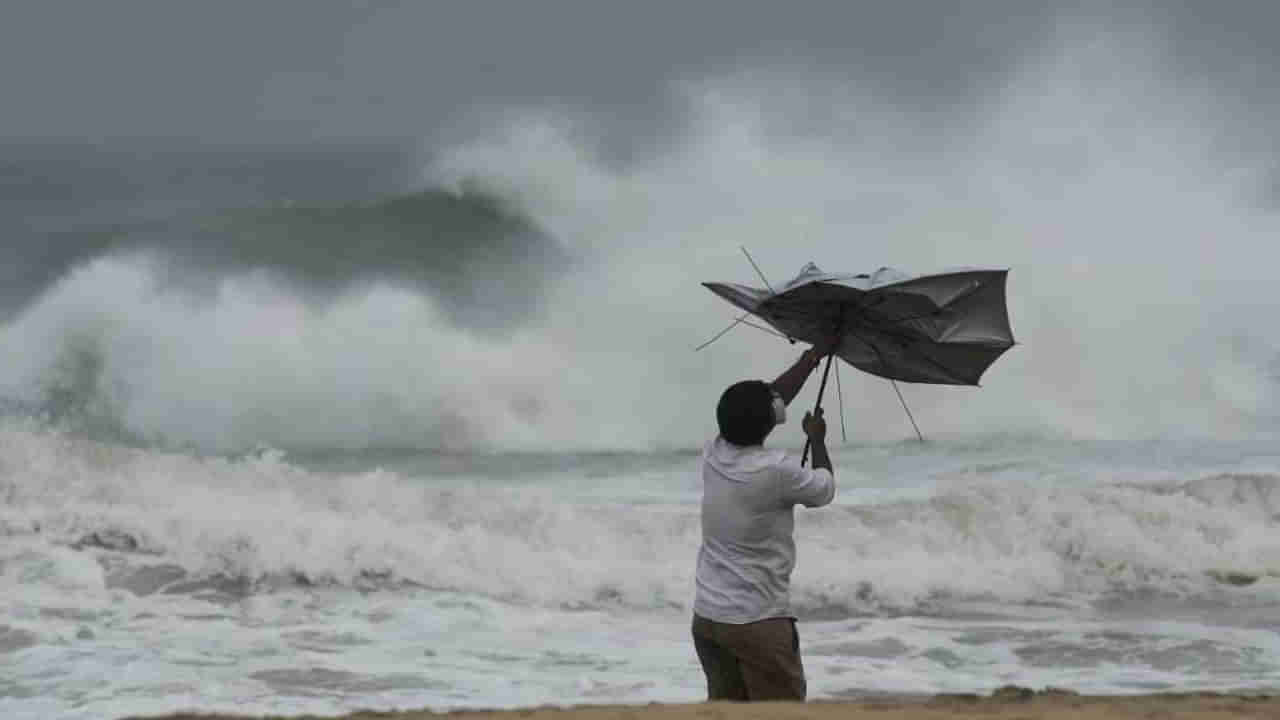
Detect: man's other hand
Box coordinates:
(802, 408, 827, 441)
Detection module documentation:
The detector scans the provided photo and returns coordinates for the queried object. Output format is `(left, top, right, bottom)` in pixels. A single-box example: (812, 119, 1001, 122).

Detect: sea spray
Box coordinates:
(3, 421, 1276, 612)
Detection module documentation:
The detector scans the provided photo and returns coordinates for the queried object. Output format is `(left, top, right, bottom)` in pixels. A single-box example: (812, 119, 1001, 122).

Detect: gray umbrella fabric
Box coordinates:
(703, 263, 1015, 386)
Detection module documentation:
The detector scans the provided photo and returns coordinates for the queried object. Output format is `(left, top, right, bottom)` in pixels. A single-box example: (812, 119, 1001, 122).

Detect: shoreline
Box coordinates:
(122, 688, 1280, 720)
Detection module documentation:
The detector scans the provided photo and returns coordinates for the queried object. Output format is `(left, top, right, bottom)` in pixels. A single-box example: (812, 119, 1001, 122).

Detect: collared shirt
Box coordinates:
(694, 436, 835, 624)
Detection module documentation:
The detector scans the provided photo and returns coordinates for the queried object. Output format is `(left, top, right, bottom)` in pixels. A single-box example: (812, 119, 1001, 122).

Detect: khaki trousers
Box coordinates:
(691, 614, 806, 701)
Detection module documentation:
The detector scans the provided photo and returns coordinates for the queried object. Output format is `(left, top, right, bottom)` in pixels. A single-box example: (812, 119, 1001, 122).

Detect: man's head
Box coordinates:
(717, 380, 784, 446)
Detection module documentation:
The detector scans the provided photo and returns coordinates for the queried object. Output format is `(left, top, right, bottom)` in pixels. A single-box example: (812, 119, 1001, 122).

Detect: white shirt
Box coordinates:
(694, 436, 835, 624)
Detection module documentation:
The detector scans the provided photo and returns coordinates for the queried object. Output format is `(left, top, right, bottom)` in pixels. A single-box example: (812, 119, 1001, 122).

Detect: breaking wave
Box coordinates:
(0, 182, 578, 451)
(8, 185, 565, 330)
(3, 423, 1276, 617)
(4, 26, 1280, 454)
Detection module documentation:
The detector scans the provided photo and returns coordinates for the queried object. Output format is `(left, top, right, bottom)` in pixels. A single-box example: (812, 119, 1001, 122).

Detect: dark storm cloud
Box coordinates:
(1154, 1, 1280, 206)
(10, 0, 1280, 147)
(5, 1, 1280, 317)
(2, 0, 1060, 144)
(1157, 0, 1280, 83)
(5, 1, 1280, 145)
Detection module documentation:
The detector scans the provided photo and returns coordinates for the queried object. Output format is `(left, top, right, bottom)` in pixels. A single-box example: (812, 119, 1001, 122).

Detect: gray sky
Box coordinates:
(7, 1, 1275, 146)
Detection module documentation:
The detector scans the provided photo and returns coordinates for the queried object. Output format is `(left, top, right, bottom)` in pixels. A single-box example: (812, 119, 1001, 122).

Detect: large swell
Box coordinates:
(3, 27, 1280, 454)
(3, 421, 1277, 616)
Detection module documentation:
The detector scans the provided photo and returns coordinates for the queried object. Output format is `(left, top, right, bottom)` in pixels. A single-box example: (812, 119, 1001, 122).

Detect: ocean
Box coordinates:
(2, 138, 1279, 719)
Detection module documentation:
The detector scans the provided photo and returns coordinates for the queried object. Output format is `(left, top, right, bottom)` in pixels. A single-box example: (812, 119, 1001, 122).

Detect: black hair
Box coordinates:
(716, 380, 775, 447)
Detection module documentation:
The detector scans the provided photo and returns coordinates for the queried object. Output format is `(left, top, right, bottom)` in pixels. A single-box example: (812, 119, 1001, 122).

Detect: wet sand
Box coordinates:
(123, 687, 1280, 719)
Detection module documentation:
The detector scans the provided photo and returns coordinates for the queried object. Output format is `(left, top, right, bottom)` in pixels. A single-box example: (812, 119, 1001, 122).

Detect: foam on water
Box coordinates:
(3, 420, 1280, 718)
(5, 19, 1280, 719)
(3, 422, 1278, 613)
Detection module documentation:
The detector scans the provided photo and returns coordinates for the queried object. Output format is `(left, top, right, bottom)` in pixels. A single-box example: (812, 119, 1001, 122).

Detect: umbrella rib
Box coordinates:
(890, 379, 925, 442)
(904, 344, 977, 385)
(930, 273, 1003, 307)
(740, 246, 777, 295)
(858, 282, 1004, 327)
(835, 354, 847, 443)
(694, 312, 790, 351)
(741, 319, 789, 340)
(851, 331, 969, 385)
(856, 291, 1004, 329)
(881, 273, 1001, 312)
(694, 312, 751, 352)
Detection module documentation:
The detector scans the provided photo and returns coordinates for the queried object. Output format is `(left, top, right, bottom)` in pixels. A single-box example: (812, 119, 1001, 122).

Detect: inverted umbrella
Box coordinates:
(703, 262, 1014, 452)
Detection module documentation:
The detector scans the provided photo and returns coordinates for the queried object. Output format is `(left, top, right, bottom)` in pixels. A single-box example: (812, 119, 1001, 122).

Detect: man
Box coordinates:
(692, 342, 837, 702)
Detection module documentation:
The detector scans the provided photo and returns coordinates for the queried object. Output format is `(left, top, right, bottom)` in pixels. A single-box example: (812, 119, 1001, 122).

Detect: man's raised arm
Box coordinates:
(770, 339, 838, 405)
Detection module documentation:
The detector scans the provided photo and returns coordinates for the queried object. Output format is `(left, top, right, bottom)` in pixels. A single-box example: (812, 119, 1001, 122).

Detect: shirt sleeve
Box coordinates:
(776, 454, 835, 508)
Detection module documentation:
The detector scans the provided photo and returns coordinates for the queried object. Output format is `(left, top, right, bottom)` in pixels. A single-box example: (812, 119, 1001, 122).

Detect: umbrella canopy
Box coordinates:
(703, 263, 1015, 386)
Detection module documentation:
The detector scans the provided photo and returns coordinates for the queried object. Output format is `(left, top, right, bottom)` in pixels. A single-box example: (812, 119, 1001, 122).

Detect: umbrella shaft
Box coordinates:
(801, 352, 836, 467)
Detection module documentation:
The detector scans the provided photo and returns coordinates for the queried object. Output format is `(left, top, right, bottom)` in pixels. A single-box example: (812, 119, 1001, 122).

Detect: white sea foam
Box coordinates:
(3, 422, 1277, 614)
(1, 26, 1279, 454)
(4, 421, 1280, 719)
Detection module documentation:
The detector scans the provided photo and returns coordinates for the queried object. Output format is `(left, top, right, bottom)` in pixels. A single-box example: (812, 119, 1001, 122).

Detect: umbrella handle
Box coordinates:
(801, 352, 837, 467)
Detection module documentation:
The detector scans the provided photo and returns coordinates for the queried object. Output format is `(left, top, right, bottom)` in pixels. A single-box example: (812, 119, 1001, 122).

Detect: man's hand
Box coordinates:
(802, 408, 827, 442)
(802, 408, 833, 474)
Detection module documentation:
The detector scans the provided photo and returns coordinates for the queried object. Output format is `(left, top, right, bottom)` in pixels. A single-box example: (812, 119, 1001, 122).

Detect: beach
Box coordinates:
(126, 690, 1280, 720)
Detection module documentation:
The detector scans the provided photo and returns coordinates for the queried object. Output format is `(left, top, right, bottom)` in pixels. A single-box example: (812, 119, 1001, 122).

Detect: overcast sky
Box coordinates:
(3, 1, 1277, 146)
